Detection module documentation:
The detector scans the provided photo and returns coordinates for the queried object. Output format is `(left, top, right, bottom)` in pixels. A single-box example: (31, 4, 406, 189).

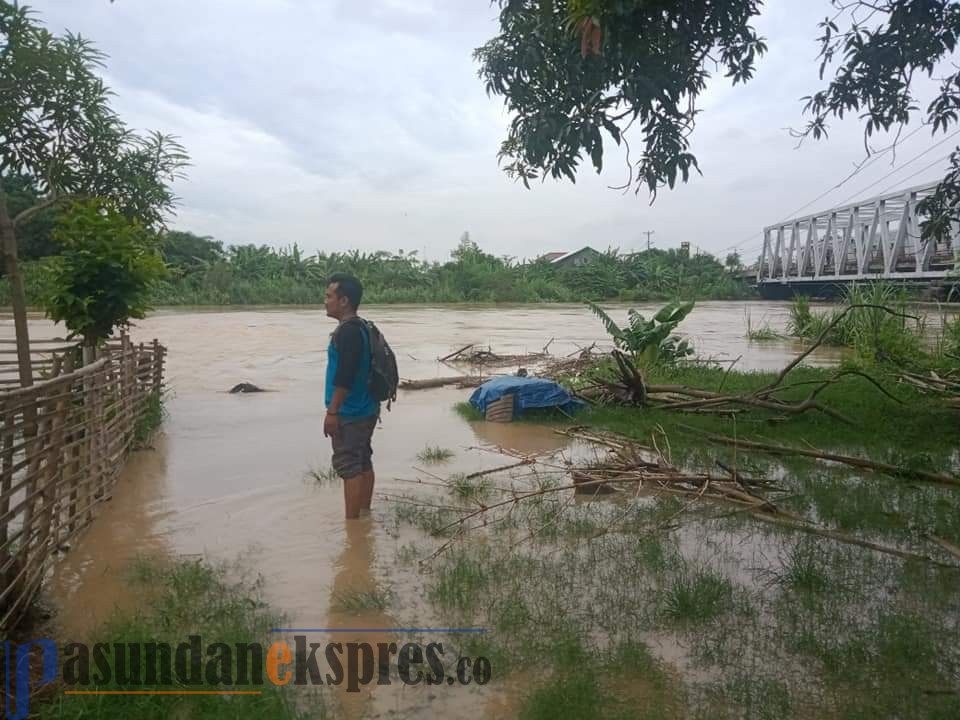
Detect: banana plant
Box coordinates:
(588, 300, 695, 364)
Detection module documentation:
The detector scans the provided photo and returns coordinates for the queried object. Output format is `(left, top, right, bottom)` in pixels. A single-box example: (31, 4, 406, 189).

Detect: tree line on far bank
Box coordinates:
(0, 215, 754, 306)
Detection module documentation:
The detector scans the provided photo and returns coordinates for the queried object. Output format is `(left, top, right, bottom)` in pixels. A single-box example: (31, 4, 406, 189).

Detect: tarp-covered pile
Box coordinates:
(469, 376, 586, 417)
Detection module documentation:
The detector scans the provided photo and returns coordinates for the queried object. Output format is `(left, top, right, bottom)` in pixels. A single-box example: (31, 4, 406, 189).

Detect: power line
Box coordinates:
(721, 127, 960, 258)
(830, 127, 960, 208)
(743, 154, 952, 266)
(718, 124, 929, 254)
(871, 153, 953, 198)
(744, 152, 953, 266)
(764, 125, 931, 229)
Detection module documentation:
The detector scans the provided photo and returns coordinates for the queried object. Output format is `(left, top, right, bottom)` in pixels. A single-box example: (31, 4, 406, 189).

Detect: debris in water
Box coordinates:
(229, 382, 267, 393)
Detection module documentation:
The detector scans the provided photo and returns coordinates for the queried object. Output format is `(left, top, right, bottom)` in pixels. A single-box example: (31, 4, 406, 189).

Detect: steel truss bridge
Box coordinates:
(755, 182, 958, 297)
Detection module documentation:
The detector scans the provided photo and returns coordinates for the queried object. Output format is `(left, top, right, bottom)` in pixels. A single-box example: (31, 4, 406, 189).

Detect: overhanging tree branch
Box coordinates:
(12, 192, 70, 227)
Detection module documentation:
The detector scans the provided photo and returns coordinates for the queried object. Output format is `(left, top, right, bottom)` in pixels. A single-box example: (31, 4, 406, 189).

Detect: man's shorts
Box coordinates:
(331, 415, 377, 479)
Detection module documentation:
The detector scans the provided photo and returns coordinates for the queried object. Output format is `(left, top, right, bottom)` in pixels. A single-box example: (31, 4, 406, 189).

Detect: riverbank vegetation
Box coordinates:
(1, 226, 754, 306)
(35, 556, 323, 719)
(399, 293, 960, 718)
(786, 284, 960, 368)
(132, 391, 165, 449)
(400, 372, 960, 717)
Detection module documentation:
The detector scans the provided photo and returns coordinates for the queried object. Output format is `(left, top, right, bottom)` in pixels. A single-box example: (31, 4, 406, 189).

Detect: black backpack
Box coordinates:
(347, 317, 399, 408)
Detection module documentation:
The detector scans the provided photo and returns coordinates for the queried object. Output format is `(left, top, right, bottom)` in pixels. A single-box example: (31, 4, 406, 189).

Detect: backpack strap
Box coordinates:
(332, 316, 370, 349)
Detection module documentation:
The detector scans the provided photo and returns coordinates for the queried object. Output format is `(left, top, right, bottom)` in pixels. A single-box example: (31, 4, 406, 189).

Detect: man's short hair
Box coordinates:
(328, 272, 363, 309)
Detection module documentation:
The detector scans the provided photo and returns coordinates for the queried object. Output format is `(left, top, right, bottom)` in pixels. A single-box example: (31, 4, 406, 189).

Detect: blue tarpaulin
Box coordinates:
(469, 376, 586, 417)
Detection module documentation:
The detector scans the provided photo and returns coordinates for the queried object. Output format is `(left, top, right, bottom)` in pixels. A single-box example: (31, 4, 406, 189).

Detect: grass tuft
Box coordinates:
(330, 587, 392, 613)
(305, 464, 339, 485)
(417, 445, 455, 463)
(133, 391, 165, 448)
(454, 402, 483, 421)
(745, 310, 784, 341)
(662, 567, 734, 624)
(777, 539, 833, 595)
(447, 473, 495, 502)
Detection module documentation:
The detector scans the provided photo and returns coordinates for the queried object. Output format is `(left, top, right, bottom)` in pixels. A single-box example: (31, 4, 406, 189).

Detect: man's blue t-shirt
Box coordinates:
(325, 319, 379, 418)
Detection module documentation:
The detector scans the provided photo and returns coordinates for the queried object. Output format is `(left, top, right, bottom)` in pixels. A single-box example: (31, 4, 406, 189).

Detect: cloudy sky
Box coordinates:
(25, 0, 954, 263)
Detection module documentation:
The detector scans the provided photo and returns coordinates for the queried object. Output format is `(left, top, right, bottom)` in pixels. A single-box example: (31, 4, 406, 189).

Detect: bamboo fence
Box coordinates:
(0, 337, 83, 387)
(0, 334, 166, 633)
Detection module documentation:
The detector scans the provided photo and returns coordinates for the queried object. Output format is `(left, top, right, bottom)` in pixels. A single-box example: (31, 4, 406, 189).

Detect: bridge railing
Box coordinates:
(756, 182, 958, 284)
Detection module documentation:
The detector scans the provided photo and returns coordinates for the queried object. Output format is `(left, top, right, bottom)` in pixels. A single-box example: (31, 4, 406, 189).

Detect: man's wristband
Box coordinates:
(327, 410, 339, 416)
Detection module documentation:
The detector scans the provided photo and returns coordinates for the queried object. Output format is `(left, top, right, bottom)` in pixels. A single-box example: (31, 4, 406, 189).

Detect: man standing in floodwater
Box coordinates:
(323, 273, 379, 519)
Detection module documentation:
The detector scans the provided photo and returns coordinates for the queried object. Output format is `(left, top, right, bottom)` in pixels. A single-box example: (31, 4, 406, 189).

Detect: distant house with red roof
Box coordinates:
(537, 246, 600, 268)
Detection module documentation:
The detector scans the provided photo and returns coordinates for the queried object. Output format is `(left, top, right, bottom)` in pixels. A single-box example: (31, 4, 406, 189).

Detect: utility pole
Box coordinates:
(642, 230, 655, 251)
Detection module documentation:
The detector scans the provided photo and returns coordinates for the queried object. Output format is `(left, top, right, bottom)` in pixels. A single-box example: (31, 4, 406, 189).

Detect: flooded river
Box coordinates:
(0, 301, 871, 716)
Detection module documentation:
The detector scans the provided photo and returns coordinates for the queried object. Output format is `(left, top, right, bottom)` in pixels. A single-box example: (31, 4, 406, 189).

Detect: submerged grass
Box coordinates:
(786, 282, 942, 368)
(305, 464, 339, 485)
(403, 303, 960, 718)
(446, 473, 495, 502)
(744, 309, 784, 341)
(662, 567, 734, 624)
(777, 539, 834, 595)
(36, 556, 325, 719)
(132, 391, 165, 448)
(396, 471, 960, 718)
(416, 445, 455, 463)
(330, 586, 392, 613)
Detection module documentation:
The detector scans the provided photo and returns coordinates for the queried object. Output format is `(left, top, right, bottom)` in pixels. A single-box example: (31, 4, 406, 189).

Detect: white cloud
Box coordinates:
(24, 0, 955, 263)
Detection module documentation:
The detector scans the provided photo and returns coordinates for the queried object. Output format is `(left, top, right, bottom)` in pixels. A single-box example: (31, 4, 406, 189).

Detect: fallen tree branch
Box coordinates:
(438, 344, 474, 362)
(465, 459, 534, 480)
(400, 375, 482, 390)
(372, 419, 960, 574)
(758, 303, 918, 394)
(750, 512, 955, 568)
(694, 429, 960, 489)
(758, 368, 903, 406)
(718, 354, 742, 392)
(645, 381, 854, 424)
(923, 532, 960, 563)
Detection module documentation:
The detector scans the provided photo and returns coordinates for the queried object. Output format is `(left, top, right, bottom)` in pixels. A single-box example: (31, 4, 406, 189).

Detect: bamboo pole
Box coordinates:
(15, 389, 53, 614)
(45, 362, 71, 552)
(34, 371, 68, 567)
(61, 354, 81, 540)
(152, 339, 163, 395)
(0, 401, 12, 548)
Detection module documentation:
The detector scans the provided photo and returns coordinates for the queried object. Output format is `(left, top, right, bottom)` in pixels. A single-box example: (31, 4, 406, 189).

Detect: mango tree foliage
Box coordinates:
(0, 1, 188, 380)
(477, 0, 960, 239)
(474, 0, 766, 196)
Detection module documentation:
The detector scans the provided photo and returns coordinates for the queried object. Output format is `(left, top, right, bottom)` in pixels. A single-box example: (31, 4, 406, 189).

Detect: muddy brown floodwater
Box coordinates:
(2, 301, 846, 717)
